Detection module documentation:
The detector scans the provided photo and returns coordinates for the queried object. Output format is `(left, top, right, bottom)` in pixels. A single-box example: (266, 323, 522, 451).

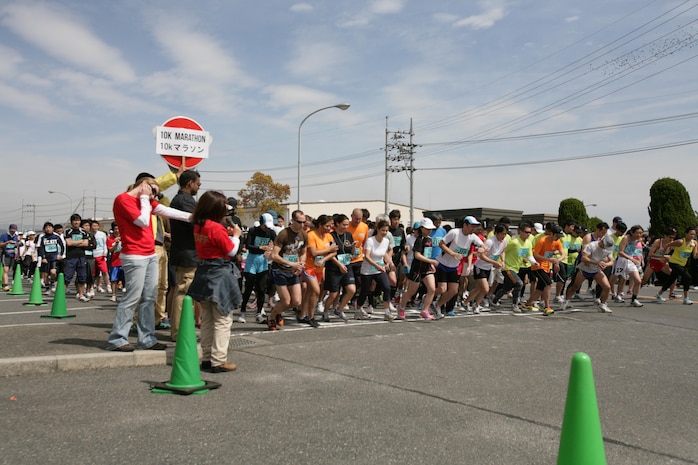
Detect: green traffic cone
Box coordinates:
(41, 273, 75, 319)
(152, 295, 220, 395)
(24, 266, 47, 306)
(0, 263, 4, 285)
(7, 263, 26, 295)
(557, 352, 607, 465)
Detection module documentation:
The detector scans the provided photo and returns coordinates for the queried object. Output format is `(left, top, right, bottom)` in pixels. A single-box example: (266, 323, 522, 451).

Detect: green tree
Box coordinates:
(648, 178, 695, 238)
(558, 198, 589, 226)
(588, 216, 603, 232)
(237, 172, 290, 219)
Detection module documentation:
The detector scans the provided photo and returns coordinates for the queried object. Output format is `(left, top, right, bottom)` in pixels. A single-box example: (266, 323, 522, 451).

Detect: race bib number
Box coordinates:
(283, 254, 298, 263)
(315, 255, 325, 267)
(518, 247, 530, 257)
(353, 247, 361, 258)
(454, 246, 469, 256)
(337, 253, 351, 265)
(369, 260, 385, 274)
(544, 251, 556, 259)
(254, 236, 271, 247)
(423, 247, 433, 259)
(431, 237, 442, 247)
(680, 251, 691, 259)
(45, 244, 57, 253)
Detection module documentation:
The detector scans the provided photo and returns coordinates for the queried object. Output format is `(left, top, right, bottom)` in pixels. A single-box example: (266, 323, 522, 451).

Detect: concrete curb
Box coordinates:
(0, 351, 167, 378)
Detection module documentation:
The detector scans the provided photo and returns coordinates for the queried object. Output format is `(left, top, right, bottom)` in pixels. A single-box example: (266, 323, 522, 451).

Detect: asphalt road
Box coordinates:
(0, 287, 696, 465)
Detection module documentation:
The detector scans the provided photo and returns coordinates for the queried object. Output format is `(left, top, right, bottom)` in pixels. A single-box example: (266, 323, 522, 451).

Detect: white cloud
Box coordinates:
(286, 39, 351, 85)
(454, 1, 507, 30)
(370, 0, 406, 15)
(291, 3, 314, 13)
(0, 44, 22, 76)
(0, 81, 69, 120)
(0, 3, 136, 83)
(565, 16, 580, 23)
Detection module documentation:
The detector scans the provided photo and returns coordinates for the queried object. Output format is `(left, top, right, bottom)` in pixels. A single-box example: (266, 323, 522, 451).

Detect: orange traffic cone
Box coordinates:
(41, 273, 75, 319)
(151, 296, 220, 395)
(557, 352, 607, 465)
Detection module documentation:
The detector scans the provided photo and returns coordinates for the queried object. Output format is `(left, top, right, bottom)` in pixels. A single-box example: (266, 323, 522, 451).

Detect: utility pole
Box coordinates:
(23, 204, 36, 231)
(385, 118, 416, 226)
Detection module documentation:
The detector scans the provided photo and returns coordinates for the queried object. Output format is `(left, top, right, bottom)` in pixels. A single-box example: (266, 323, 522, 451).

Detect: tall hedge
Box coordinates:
(648, 178, 696, 238)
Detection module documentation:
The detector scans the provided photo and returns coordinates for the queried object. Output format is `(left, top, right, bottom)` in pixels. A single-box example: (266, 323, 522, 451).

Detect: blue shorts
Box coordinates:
(245, 253, 269, 274)
(109, 266, 124, 282)
(271, 267, 300, 287)
(581, 270, 598, 280)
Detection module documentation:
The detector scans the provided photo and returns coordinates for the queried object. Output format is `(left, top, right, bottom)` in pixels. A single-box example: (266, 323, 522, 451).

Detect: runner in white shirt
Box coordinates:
(471, 224, 508, 313)
(434, 216, 485, 316)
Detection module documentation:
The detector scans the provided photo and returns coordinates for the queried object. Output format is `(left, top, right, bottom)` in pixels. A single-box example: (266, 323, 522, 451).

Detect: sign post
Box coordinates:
(155, 116, 211, 169)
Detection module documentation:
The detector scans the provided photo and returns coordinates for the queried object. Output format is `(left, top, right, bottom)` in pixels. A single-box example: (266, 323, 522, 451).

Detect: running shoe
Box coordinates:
(446, 310, 457, 317)
(255, 311, 268, 324)
(553, 296, 564, 304)
(511, 304, 522, 314)
(542, 307, 554, 316)
(276, 315, 285, 327)
(266, 318, 278, 331)
(520, 303, 539, 312)
(631, 299, 644, 307)
(473, 306, 481, 315)
(612, 295, 625, 303)
(237, 314, 246, 324)
(384, 312, 394, 322)
(419, 310, 435, 320)
(354, 309, 370, 320)
(656, 293, 666, 302)
(561, 300, 570, 311)
(333, 309, 348, 321)
(598, 303, 612, 313)
(683, 298, 693, 305)
(397, 308, 406, 321)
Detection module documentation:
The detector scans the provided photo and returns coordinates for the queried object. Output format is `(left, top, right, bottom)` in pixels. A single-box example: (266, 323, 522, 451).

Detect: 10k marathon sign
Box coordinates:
(155, 116, 212, 169)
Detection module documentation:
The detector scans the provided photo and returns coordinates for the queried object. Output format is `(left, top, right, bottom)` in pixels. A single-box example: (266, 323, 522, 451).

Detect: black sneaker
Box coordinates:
(297, 316, 310, 325)
(308, 317, 320, 328)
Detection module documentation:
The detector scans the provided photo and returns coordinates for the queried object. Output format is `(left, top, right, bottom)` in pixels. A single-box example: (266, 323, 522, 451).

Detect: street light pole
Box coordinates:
(297, 103, 350, 211)
(48, 190, 74, 218)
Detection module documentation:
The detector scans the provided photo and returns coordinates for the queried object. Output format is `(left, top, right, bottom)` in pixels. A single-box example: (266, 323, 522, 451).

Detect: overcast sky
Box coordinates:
(1, 0, 696, 231)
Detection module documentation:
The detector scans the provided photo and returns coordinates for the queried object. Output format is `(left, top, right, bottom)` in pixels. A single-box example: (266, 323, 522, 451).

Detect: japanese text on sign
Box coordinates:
(156, 126, 210, 158)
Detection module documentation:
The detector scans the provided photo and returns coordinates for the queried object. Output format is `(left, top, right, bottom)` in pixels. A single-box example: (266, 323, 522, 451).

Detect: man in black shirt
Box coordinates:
(168, 170, 200, 341)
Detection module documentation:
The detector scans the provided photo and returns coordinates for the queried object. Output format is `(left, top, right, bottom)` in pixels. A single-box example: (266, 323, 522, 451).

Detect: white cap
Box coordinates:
(253, 221, 260, 228)
(534, 222, 544, 234)
(26, 231, 36, 236)
(260, 213, 274, 229)
(420, 217, 436, 230)
(463, 215, 480, 225)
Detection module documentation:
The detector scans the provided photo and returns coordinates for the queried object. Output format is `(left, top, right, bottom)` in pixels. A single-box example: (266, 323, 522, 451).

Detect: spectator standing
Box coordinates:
(64, 214, 92, 302)
(106, 176, 191, 352)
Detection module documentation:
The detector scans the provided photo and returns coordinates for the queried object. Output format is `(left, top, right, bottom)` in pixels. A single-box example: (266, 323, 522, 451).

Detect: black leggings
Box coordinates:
(661, 263, 692, 293)
(242, 271, 268, 313)
(357, 273, 391, 307)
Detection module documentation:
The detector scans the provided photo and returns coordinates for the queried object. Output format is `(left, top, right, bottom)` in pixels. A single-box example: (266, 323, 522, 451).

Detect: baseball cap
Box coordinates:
(26, 230, 36, 236)
(602, 235, 615, 248)
(260, 213, 274, 229)
(420, 218, 436, 230)
(412, 222, 420, 229)
(135, 172, 155, 182)
(551, 225, 563, 235)
(226, 197, 238, 211)
(533, 222, 544, 234)
(612, 216, 623, 224)
(463, 216, 481, 225)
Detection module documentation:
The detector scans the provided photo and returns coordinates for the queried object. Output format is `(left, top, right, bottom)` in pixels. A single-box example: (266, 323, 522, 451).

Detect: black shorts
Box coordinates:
(553, 263, 568, 283)
(533, 269, 553, 290)
(324, 267, 355, 292)
(270, 268, 300, 287)
(473, 266, 491, 280)
(435, 265, 459, 284)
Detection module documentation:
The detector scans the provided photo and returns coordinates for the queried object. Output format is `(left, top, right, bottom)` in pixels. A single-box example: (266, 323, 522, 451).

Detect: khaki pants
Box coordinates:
(154, 245, 168, 324)
(171, 266, 197, 341)
(199, 300, 233, 366)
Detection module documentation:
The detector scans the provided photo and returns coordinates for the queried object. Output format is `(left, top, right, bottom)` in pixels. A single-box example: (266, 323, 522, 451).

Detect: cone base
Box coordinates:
(151, 379, 221, 395)
(7, 292, 26, 296)
(40, 314, 76, 319)
(24, 302, 48, 306)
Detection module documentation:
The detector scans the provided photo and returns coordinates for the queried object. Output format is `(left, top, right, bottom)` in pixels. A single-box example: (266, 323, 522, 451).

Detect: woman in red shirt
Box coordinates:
(186, 191, 242, 373)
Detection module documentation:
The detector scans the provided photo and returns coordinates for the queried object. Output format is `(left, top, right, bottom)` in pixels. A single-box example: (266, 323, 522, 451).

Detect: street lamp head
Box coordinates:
(335, 104, 350, 111)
